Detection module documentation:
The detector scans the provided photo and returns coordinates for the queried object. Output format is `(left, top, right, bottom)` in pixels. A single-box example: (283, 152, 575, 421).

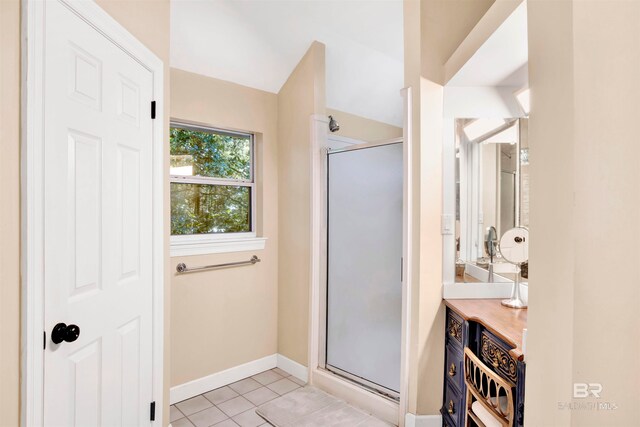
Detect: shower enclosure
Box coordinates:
(325, 140, 403, 398)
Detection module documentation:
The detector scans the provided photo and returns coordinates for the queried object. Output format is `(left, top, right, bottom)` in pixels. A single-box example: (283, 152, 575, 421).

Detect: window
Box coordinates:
(169, 122, 265, 256)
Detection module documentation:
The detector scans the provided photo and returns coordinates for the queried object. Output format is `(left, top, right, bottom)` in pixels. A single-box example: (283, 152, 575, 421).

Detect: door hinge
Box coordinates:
(151, 101, 156, 120)
(43, 331, 46, 350)
(149, 401, 156, 421)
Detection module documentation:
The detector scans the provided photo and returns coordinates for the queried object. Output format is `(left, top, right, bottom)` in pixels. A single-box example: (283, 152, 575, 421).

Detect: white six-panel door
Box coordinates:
(42, 1, 154, 425)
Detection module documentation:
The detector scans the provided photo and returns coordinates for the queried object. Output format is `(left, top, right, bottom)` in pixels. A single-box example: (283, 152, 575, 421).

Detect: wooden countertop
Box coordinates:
(444, 299, 527, 361)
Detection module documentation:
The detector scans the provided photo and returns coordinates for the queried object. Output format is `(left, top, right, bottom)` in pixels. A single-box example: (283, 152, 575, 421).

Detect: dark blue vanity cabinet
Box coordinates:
(441, 301, 527, 427)
(441, 309, 467, 427)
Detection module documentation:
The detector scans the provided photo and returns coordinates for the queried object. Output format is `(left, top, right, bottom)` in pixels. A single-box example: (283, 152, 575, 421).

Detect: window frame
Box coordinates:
(169, 120, 265, 256)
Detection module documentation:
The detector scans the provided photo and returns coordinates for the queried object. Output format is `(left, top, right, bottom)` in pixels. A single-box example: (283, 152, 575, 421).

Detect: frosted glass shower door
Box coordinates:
(326, 142, 403, 395)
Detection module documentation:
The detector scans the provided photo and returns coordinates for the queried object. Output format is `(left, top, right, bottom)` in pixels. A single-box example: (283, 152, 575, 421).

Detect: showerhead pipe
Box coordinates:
(328, 115, 340, 132)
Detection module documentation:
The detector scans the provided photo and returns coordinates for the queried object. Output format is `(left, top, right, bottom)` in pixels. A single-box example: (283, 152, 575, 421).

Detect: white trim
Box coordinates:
(327, 139, 401, 154)
(21, 1, 165, 426)
(170, 354, 277, 404)
(21, 2, 44, 424)
(170, 175, 255, 186)
(170, 120, 254, 141)
(399, 86, 413, 427)
(404, 413, 443, 427)
(462, 262, 513, 284)
(150, 56, 166, 427)
(276, 354, 309, 383)
(308, 114, 328, 378)
(443, 281, 528, 301)
(170, 234, 267, 257)
(326, 133, 363, 146)
(442, 118, 456, 285)
(311, 118, 351, 372)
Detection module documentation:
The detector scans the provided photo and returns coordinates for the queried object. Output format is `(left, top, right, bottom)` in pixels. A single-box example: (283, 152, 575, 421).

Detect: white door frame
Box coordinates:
(327, 133, 365, 147)
(308, 87, 413, 426)
(21, 1, 165, 425)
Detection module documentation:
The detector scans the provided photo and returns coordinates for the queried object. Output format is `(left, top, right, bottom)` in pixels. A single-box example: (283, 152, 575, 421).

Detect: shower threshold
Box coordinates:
(325, 364, 400, 402)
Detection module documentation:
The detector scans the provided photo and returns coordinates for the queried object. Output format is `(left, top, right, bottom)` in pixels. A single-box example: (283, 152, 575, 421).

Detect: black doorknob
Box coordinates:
(51, 323, 81, 344)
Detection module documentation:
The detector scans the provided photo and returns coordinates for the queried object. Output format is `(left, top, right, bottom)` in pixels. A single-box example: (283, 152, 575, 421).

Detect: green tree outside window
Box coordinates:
(170, 126, 253, 235)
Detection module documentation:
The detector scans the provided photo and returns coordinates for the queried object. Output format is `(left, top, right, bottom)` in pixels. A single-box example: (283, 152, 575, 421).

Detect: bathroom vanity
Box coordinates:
(440, 299, 527, 427)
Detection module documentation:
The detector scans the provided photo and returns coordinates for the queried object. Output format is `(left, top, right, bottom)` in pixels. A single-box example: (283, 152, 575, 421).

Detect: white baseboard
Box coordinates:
(170, 353, 309, 404)
(276, 354, 308, 383)
(405, 413, 442, 427)
(170, 354, 277, 404)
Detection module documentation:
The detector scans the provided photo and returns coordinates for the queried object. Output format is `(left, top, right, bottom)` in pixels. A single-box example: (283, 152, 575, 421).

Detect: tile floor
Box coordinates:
(170, 368, 306, 427)
(256, 386, 393, 427)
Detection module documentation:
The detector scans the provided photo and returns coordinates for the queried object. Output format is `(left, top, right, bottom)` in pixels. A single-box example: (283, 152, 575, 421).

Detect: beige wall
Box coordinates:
(169, 68, 279, 386)
(404, 0, 492, 416)
(326, 108, 402, 142)
(404, 1, 445, 415)
(277, 42, 326, 367)
(404, 0, 424, 414)
(570, 4, 640, 419)
(414, 77, 445, 415)
(526, 1, 640, 425)
(0, 0, 21, 425)
(524, 2, 574, 424)
(420, 0, 494, 84)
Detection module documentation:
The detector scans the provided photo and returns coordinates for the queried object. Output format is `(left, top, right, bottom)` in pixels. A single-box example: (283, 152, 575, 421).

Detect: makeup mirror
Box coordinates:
(499, 227, 529, 264)
(499, 226, 529, 308)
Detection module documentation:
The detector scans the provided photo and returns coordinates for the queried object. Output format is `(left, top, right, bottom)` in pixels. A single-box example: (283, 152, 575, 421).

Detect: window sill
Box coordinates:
(170, 234, 267, 257)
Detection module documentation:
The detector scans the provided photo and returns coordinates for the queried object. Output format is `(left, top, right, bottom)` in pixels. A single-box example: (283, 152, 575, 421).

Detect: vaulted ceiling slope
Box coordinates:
(171, 0, 404, 126)
(448, 2, 528, 87)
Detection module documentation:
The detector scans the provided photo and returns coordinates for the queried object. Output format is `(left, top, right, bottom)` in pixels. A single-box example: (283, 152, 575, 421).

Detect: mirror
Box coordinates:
(499, 227, 529, 264)
(454, 118, 529, 284)
(499, 226, 529, 308)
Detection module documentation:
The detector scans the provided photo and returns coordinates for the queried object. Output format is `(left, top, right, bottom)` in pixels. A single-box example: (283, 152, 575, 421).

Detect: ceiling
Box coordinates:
(171, 0, 404, 126)
(447, 2, 528, 87)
